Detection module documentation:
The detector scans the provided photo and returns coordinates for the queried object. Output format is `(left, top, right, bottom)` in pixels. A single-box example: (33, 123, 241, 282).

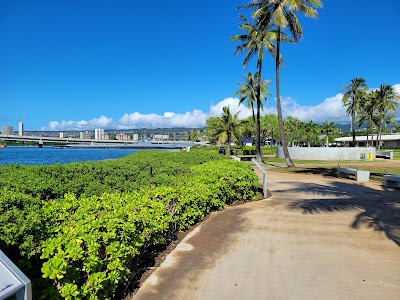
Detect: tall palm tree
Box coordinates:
(321, 121, 337, 147)
(231, 15, 276, 162)
(240, 0, 323, 167)
(206, 106, 243, 156)
(342, 78, 367, 147)
(371, 84, 400, 149)
(356, 90, 376, 147)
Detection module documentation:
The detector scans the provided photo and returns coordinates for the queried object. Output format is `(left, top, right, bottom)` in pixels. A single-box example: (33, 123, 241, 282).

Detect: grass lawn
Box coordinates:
(256, 150, 400, 183)
(392, 149, 400, 159)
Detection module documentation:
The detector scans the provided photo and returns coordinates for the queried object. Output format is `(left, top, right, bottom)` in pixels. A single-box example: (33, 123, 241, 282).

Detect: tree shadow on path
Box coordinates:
(276, 180, 400, 247)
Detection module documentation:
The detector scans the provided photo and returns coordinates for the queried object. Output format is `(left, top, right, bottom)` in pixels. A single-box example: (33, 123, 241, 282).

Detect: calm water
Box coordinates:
(0, 146, 139, 166)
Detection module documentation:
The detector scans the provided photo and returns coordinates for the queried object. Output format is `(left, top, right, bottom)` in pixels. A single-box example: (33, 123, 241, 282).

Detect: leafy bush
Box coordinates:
(0, 149, 258, 299)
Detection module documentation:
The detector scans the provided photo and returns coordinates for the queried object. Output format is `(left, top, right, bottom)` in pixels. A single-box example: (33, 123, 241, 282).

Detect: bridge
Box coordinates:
(0, 134, 204, 149)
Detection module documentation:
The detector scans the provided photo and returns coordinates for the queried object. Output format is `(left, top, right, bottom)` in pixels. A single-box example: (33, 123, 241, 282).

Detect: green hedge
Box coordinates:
(235, 146, 277, 156)
(0, 150, 258, 299)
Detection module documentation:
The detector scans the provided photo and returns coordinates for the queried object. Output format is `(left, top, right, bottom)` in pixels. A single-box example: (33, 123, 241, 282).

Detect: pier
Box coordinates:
(0, 134, 204, 149)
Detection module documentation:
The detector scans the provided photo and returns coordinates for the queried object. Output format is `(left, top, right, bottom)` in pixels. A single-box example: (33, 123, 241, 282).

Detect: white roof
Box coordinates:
(335, 134, 400, 142)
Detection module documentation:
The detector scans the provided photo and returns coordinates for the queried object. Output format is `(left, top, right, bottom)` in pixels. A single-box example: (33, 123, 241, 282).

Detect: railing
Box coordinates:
(251, 158, 268, 198)
(0, 250, 32, 300)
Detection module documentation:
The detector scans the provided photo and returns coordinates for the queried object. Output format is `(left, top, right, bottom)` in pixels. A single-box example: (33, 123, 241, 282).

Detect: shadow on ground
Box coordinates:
(276, 180, 400, 247)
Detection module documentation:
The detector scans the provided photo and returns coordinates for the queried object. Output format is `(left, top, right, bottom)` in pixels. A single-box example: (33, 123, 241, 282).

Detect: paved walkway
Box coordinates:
(131, 169, 400, 300)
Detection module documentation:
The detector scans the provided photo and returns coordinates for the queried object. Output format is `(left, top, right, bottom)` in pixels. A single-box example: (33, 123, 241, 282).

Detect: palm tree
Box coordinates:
(234, 72, 271, 156)
(240, 0, 323, 167)
(321, 121, 337, 147)
(356, 90, 376, 147)
(304, 121, 320, 147)
(234, 72, 258, 123)
(371, 84, 400, 149)
(206, 106, 242, 156)
(342, 78, 367, 147)
(231, 15, 276, 161)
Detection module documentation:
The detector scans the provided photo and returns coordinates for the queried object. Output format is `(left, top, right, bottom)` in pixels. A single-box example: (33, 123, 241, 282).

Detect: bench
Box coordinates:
(376, 151, 393, 159)
(383, 175, 400, 188)
(337, 168, 370, 182)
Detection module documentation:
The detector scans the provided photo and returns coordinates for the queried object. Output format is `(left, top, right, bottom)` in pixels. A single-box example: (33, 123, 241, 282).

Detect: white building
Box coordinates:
(1, 125, 14, 135)
(153, 134, 169, 140)
(335, 134, 400, 148)
(60, 132, 64, 138)
(18, 122, 24, 136)
(80, 131, 91, 139)
(132, 133, 139, 141)
(116, 133, 130, 141)
(95, 128, 105, 140)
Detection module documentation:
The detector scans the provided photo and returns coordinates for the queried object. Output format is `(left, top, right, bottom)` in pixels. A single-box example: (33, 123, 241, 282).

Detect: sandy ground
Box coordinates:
(130, 168, 400, 300)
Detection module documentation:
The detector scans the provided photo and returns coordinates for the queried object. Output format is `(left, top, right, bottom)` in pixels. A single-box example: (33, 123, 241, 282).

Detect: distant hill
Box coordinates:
(335, 120, 399, 134)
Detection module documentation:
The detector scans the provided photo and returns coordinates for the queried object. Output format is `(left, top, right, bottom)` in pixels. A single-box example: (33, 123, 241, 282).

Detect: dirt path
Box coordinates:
(130, 170, 400, 300)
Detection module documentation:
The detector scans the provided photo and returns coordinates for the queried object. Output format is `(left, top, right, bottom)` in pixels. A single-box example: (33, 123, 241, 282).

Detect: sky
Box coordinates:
(1, 0, 399, 131)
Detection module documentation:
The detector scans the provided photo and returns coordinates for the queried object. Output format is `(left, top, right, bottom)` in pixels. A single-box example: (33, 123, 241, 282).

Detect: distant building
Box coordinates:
(116, 133, 130, 141)
(103, 133, 110, 140)
(132, 133, 139, 141)
(80, 131, 91, 139)
(1, 125, 14, 135)
(59, 132, 64, 138)
(18, 122, 24, 136)
(335, 134, 400, 148)
(153, 134, 169, 140)
(95, 128, 105, 140)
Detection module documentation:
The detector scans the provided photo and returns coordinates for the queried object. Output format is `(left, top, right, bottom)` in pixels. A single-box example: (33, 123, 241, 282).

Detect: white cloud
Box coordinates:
(43, 116, 114, 131)
(208, 97, 253, 119)
(41, 83, 400, 130)
(118, 110, 207, 129)
(279, 93, 349, 123)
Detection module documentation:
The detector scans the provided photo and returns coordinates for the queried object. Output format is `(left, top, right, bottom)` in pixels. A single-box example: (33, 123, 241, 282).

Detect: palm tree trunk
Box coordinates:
(226, 133, 231, 156)
(255, 59, 263, 162)
(352, 112, 356, 147)
(276, 27, 295, 167)
(378, 123, 382, 150)
(256, 102, 262, 161)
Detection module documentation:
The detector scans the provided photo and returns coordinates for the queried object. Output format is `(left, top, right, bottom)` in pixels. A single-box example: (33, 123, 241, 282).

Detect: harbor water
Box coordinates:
(0, 146, 139, 165)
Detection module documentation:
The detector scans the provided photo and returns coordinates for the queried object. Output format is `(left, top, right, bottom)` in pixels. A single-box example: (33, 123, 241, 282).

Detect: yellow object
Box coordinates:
(369, 151, 373, 161)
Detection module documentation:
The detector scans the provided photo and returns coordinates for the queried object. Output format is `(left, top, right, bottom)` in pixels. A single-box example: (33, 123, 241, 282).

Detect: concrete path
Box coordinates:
(131, 170, 400, 300)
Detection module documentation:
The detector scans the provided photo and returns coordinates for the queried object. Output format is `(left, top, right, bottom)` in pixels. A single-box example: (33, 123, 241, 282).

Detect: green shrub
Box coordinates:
(0, 150, 258, 299)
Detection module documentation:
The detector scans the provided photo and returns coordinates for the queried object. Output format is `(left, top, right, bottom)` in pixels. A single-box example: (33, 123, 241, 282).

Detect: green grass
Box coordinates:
(256, 154, 400, 183)
(392, 149, 400, 159)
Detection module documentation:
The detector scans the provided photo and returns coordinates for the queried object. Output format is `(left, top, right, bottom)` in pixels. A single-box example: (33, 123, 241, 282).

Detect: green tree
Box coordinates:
(234, 72, 259, 123)
(371, 84, 400, 149)
(187, 129, 200, 142)
(260, 113, 279, 146)
(356, 90, 376, 147)
(342, 78, 367, 147)
(304, 121, 320, 147)
(321, 121, 337, 147)
(231, 15, 275, 161)
(205, 106, 243, 155)
(234, 72, 271, 150)
(241, 0, 323, 166)
(285, 116, 302, 146)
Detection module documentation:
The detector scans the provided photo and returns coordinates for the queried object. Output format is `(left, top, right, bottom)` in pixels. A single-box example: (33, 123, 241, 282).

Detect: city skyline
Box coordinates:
(1, 0, 399, 131)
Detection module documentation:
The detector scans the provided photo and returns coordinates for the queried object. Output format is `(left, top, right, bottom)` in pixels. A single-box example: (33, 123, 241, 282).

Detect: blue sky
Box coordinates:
(1, 0, 399, 131)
